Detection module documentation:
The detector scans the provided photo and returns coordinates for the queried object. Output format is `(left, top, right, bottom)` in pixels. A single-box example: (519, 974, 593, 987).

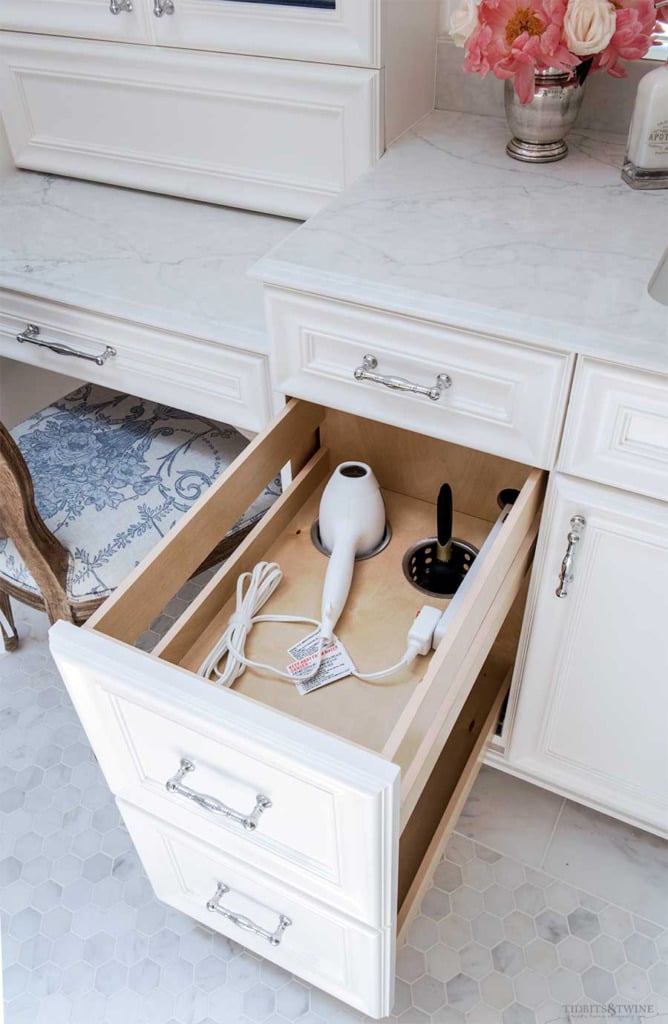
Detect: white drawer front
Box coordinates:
(49, 623, 399, 930)
(0, 34, 381, 219)
(560, 358, 668, 501)
(267, 289, 572, 468)
(0, 291, 271, 432)
(119, 800, 392, 1018)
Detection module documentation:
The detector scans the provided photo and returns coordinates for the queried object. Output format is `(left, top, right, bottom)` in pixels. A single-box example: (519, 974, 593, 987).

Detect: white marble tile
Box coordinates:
(455, 766, 564, 868)
(543, 800, 668, 926)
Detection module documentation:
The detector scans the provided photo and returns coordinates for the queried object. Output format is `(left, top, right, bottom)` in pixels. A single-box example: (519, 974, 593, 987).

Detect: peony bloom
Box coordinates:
(593, 0, 656, 76)
(564, 0, 617, 54)
(449, 0, 482, 47)
(464, 0, 579, 103)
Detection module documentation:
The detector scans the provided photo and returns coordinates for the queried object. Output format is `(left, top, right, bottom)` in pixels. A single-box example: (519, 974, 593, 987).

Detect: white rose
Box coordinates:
(563, 0, 617, 56)
(449, 0, 480, 48)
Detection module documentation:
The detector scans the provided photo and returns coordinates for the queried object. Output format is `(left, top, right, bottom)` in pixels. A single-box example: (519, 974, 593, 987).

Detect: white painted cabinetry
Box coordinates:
(50, 394, 548, 1016)
(507, 472, 668, 838)
(0, 0, 439, 216)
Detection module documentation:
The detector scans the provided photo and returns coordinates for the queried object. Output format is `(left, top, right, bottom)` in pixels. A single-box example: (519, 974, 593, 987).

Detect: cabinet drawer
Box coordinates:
(0, 33, 381, 219)
(118, 800, 390, 1018)
(0, 291, 272, 432)
(560, 358, 668, 501)
(50, 398, 543, 1015)
(266, 289, 573, 468)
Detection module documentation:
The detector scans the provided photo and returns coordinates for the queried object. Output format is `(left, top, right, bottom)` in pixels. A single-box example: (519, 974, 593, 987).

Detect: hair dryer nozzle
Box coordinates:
(318, 462, 387, 640)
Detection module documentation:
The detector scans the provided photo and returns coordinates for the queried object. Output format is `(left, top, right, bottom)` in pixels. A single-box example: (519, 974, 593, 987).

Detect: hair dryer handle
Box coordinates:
(320, 532, 357, 642)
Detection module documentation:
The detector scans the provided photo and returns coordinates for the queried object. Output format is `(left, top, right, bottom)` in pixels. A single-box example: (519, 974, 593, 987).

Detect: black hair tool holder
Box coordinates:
(402, 483, 478, 598)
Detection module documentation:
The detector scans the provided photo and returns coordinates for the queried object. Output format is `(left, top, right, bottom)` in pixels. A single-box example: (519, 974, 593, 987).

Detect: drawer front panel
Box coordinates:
(560, 359, 668, 501)
(0, 291, 272, 432)
(0, 34, 381, 219)
(49, 623, 399, 930)
(267, 289, 573, 468)
(119, 800, 392, 1018)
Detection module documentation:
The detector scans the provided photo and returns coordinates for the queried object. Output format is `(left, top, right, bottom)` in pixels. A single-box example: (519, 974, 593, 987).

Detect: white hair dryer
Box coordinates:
(318, 462, 387, 642)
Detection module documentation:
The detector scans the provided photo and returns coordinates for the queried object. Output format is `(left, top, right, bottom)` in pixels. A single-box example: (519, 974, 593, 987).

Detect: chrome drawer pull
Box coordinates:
(109, 0, 133, 13)
(354, 354, 451, 402)
(556, 515, 586, 599)
(207, 883, 291, 947)
(153, 0, 175, 15)
(165, 758, 271, 832)
(17, 324, 116, 367)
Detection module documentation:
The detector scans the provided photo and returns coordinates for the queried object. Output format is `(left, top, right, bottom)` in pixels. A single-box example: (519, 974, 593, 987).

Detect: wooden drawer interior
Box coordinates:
(87, 399, 543, 816)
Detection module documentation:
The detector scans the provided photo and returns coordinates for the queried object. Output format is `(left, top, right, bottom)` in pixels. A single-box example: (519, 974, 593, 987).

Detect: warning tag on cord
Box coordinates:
(287, 630, 354, 696)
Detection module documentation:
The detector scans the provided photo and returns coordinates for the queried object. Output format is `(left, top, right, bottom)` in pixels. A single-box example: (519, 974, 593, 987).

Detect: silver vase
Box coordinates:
(505, 68, 585, 163)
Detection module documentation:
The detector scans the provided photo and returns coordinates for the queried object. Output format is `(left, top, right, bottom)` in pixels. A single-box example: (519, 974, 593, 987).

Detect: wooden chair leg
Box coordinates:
(0, 591, 19, 652)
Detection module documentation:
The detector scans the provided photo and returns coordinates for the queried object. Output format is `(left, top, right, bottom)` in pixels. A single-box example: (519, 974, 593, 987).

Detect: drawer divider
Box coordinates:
(154, 446, 330, 668)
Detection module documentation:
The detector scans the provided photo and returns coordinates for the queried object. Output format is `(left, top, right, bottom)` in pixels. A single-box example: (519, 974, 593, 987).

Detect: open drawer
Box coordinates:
(49, 398, 545, 1018)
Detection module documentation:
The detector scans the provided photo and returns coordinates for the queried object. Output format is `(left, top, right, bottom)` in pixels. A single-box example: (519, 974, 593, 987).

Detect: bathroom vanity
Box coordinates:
(0, 109, 666, 1016)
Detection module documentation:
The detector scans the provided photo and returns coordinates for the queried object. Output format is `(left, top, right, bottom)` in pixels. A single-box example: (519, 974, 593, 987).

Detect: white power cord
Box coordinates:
(197, 562, 324, 687)
(197, 561, 441, 689)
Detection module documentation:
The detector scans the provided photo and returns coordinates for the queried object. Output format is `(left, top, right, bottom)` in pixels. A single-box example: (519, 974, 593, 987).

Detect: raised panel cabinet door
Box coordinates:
(508, 474, 668, 837)
(148, 0, 379, 67)
(0, 0, 153, 43)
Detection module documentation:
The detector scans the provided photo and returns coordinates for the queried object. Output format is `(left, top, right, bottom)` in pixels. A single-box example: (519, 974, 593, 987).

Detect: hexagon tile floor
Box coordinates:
(2, 601, 667, 1024)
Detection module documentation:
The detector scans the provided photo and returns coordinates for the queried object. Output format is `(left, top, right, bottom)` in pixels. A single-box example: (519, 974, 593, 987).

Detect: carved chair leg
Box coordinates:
(0, 591, 19, 652)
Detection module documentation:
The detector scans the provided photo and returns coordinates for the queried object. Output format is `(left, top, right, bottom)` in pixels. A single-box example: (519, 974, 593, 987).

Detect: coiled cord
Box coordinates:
(197, 562, 324, 687)
(197, 560, 432, 688)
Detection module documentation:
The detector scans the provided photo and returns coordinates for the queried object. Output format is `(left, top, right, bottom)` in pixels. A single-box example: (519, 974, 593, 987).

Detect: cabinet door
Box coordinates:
(150, 0, 379, 67)
(508, 474, 668, 837)
(0, 0, 153, 43)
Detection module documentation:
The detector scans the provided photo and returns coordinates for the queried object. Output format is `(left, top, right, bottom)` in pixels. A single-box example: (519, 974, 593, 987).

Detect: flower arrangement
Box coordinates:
(449, 0, 659, 103)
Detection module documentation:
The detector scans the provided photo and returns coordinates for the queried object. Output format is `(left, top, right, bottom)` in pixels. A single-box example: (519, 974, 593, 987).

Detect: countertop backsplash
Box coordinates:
(435, 35, 652, 138)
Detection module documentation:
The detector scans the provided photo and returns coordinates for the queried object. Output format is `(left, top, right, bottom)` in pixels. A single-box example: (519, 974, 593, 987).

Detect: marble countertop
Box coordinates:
(255, 111, 668, 375)
(0, 169, 298, 353)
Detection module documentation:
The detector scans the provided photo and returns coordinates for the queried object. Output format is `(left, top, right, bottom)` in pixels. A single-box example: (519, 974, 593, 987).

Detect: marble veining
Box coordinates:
(0, 170, 298, 352)
(255, 111, 668, 375)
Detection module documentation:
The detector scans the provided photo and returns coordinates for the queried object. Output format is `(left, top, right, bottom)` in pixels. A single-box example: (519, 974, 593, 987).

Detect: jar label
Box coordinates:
(648, 118, 668, 157)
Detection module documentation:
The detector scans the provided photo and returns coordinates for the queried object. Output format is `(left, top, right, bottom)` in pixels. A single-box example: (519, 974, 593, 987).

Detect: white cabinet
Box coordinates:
(0, 0, 377, 65)
(559, 358, 668, 502)
(0, 290, 273, 433)
(0, 0, 153, 44)
(508, 473, 668, 838)
(50, 397, 545, 1016)
(0, 34, 381, 220)
(0, 0, 439, 216)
